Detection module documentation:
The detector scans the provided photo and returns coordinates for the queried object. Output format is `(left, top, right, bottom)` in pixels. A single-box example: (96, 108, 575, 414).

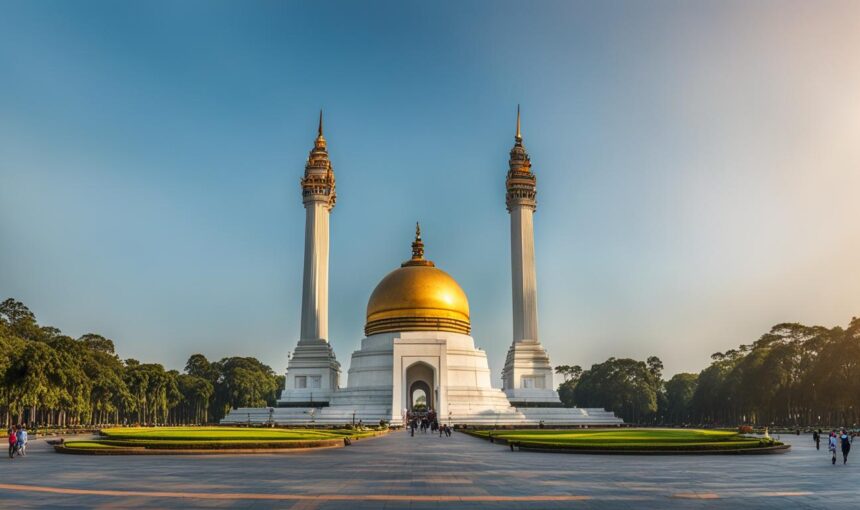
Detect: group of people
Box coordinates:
(813, 429, 853, 465)
(406, 410, 452, 438)
(8, 424, 28, 459)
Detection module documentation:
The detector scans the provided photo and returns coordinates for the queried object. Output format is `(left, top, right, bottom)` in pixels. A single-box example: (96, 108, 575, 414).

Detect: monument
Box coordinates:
(276, 111, 341, 408)
(500, 106, 563, 407)
(222, 110, 621, 427)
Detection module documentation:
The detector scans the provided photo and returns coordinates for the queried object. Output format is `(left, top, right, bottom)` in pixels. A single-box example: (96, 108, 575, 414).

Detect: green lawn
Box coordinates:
(62, 441, 126, 449)
(468, 428, 781, 451)
(57, 426, 382, 453)
(99, 426, 371, 441)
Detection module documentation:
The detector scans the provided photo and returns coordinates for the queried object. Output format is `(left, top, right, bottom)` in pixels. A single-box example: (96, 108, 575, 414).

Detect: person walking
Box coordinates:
(16, 425, 27, 457)
(828, 431, 838, 465)
(7, 428, 16, 460)
(840, 429, 851, 464)
(14, 425, 25, 457)
(814, 429, 821, 450)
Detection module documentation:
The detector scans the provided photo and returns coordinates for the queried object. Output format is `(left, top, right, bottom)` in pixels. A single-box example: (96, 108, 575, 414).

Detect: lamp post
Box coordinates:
(352, 410, 356, 427)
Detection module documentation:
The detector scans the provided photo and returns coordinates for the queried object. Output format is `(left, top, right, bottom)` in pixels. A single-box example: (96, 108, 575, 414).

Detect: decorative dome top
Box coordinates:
(365, 224, 471, 336)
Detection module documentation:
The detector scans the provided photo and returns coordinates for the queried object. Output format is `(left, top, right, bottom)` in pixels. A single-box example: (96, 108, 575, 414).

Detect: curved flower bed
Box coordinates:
(55, 426, 386, 455)
(464, 428, 789, 454)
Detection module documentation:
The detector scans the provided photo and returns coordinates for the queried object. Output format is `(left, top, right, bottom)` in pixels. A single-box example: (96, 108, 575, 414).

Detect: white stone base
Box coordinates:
(503, 388, 562, 405)
(278, 339, 340, 406)
(221, 404, 622, 427)
(500, 341, 561, 405)
(225, 330, 623, 427)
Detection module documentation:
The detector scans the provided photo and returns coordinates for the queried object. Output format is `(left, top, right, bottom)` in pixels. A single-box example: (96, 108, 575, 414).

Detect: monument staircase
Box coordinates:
(222, 384, 623, 427)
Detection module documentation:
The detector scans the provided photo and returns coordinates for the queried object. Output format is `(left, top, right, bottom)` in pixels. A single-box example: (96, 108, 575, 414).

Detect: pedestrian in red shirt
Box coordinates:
(8, 428, 17, 459)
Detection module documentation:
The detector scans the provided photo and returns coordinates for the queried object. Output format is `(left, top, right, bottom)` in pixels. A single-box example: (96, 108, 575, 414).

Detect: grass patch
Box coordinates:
(56, 426, 384, 454)
(468, 428, 782, 452)
(99, 426, 376, 441)
(62, 441, 126, 449)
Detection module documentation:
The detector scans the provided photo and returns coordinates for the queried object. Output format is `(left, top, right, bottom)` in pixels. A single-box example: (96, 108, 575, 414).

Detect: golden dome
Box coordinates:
(365, 224, 470, 336)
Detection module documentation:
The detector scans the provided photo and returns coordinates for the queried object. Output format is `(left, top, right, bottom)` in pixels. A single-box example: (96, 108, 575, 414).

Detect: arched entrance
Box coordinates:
(405, 362, 435, 413)
(409, 380, 432, 413)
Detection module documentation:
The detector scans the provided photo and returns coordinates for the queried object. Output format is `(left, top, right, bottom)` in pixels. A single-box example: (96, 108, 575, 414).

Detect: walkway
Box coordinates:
(0, 430, 854, 509)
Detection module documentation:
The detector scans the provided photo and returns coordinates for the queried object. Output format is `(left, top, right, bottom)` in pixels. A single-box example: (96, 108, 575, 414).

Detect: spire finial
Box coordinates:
(318, 109, 324, 138)
(515, 104, 521, 141)
(401, 221, 434, 267)
(411, 222, 424, 260)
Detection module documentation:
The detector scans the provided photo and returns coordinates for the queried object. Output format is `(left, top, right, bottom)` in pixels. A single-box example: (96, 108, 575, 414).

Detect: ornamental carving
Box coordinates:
(506, 140, 537, 211)
(302, 128, 336, 209)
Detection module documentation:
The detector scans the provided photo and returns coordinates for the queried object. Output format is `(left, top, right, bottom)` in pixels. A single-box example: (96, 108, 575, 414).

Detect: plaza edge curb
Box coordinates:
(515, 444, 792, 455)
(52, 444, 346, 455)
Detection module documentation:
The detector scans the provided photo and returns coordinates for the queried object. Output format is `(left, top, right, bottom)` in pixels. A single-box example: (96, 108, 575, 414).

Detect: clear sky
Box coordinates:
(1, 0, 859, 383)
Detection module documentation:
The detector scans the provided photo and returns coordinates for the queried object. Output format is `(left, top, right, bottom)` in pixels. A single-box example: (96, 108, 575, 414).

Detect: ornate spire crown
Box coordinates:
(315, 109, 325, 146)
(509, 104, 529, 168)
(506, 105, 536, 211)
(302, 109, 336, 209)
(515, 104, 522, 144)
(403, 222, 434, 267)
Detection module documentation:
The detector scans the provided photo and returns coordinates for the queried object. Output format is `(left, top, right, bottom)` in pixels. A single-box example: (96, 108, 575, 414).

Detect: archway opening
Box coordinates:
(408, 380, 432, 413)
(405, 362, 435, 414)
(412, 388, 427, 412)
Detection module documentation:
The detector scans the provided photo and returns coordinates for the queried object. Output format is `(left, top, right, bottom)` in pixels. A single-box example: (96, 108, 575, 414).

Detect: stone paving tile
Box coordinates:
(1, 431, 858, 509)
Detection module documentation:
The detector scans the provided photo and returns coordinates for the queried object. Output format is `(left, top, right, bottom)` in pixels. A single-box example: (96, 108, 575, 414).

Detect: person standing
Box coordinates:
(813, 430, 820, 450)
(840, 429, 851, 464)
(7, 428, 16, 460)
(829, 431, 838, 465)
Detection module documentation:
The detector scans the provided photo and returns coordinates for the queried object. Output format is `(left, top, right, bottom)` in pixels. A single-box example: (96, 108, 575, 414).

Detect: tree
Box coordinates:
(79, 334, 116, 354)
(0, 297, 290, 427)
(663, 373, 697, 424)
(212, 357, 281, 419)
(0, 299, 40, 341)
(555, 365, 582, 383)
(567, 357, 658, 423)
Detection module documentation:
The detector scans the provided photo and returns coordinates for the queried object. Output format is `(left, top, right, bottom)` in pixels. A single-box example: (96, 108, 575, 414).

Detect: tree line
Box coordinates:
(557, 317, 860, 426)
(0, 298, 284, 428)
(4, 295, 857, 428)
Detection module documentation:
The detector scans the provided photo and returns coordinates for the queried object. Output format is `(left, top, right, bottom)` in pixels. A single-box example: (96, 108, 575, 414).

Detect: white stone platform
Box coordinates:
(221, 404, 622, 427)
(224, 331, 622, 427)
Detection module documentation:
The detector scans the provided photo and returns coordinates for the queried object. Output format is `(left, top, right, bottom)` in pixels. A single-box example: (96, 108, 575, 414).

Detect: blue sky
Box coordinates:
(1, 0, 859, 381)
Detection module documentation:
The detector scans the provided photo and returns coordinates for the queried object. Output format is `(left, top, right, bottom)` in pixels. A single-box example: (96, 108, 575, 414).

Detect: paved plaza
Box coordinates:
(0, 430, 855, 509)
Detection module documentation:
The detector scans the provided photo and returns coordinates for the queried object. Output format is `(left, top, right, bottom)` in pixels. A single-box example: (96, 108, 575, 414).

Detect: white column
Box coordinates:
(501, 109, 560, 404)
(510, 205, 538, 344)
(300, 200, 330, 342)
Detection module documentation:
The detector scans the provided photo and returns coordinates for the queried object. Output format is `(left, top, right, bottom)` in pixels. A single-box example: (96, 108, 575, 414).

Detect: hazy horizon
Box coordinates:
(2, 0, 859, 384)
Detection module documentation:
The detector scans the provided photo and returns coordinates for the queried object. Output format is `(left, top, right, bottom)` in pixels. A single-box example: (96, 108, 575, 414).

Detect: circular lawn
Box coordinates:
(465, 428, 788, 454)
(56, 426, 384, 454)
